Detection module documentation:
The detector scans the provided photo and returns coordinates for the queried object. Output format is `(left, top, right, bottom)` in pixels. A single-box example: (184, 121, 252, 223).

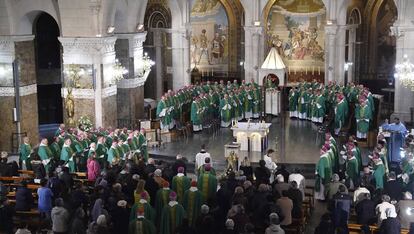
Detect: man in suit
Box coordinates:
(356, 193, 376, 225)
(384, 171, 403, 202)
(396, 192, 414, 229)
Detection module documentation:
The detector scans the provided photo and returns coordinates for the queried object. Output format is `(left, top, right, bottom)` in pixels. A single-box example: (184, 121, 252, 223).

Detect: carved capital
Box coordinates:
(244, 26, 264, 36)
(325, 25, 338, 35)
(59, 37, 117, 56)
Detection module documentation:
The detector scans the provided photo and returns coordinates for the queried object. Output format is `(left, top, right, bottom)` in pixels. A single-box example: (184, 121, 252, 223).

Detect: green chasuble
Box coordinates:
(252, 88, 261, 114)
(183, 189, 202, 227)
(105, 136, 113, 149)
(352, 147, 362, 172)
(220, 98, 232, 123)
(316, 153, 331, 185)
(128, 217, 156, 234)
(38, 144, 53, 172)
(335, 99, 348, 129)
(160, 203, 186, 234)
(355, 104, 372, 134)
(122, 143, 131, 157)
(297, 91, 309, 114)
(129, 201, 156, 224)
(380, 151, 389, 174)
(346, 157, 359, 183)
(156, 100, 171, 126)
(50, 142, 61, 160)
(96, 143, 107, 159)
(313, 95, 326, 118)
(288, 89, 298, 112)
(197, 173, 217, 203)
(373, 160, 385, 189)
(155, 188, 172, 222)
(198, 164, 216, 176)
(117, 145, 125, 160)
(138, 133, 148, 162)
(191, 101, 202, 126)
(61, 145, 75, 173)
(107, 146, 119, 164)
(242, 90, 252, 113)
(19, 143, 32, 167)
(132, 136, 139, 151)
(171, 175, 191, 204)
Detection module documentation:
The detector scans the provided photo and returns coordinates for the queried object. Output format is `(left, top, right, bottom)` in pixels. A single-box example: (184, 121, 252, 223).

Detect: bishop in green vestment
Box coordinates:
(61, 138, 76, 173)
(191, 98, 203, 132)
(171, 167, 191, 204)
(19, 137, 32, 170)
(50, 138, 62, 161)
(334, 94, 348, 135)
(355, 98, 372, 139)
(137, 129, 149, 162)
(38, 138, 53, 173)
(312, 91, 326, 123)
(345, 152, 359, 189)
(289, 88, 299, 118)
(128, 207, 156, 234)
(129, 192, 155, 224)
(297, 89, 309, 119)
(183, 181, 202, 227)
(107, 141, 120, 166)
(156, 96, 171, 131)
(197, 164, 217, 203)
(373, 156, 385, 189)
(155, 183, 172, 223)
(315, 148, 331, 200)
(160, 192, 186, 234)
(220, 94, 232, 127)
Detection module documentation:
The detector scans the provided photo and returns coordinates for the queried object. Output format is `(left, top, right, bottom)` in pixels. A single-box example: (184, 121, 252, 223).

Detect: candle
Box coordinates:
(318, 67, 321, 75)
(312, 66, 314, 75)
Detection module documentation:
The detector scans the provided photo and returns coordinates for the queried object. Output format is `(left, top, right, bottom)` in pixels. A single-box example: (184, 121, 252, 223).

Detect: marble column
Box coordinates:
(0, 35, 38, 151)
(59, 37, 118, 128)
(244, 26, 264, 83)
(325, 25, 338, 84)
(347, 27, 357, 83)
(171, 27, 191, 90)
(335, 26, 346, 85)
(153, 29, 164, 99)
(116, 32, 148, 121)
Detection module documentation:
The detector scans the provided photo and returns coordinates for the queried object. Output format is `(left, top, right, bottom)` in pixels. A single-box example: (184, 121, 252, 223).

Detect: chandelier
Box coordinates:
(112, 59, 128, 83)
(143, 52, 155, 72)
(394, 54, 414, 91)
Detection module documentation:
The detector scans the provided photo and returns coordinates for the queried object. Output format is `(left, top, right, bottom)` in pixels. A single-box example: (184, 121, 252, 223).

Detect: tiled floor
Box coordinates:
(148, 116, 324, 168)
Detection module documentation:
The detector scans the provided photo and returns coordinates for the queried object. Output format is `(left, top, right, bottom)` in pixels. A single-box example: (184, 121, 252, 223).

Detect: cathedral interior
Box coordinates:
(1, 0, 414, 233)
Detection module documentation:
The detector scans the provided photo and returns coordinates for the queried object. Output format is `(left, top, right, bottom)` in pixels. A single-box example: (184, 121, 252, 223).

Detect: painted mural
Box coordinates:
(190, 0, 229, 74)
(267, 0, 326, 77)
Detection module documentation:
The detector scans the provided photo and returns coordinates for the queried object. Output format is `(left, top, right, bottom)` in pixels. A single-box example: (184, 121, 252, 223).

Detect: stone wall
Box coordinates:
(0, 96, 15, 151)
(102, 95, 117, 128)
(15, 41, 36, 85)
(117, 85, 145, 121)
(20, 94, 39, 146)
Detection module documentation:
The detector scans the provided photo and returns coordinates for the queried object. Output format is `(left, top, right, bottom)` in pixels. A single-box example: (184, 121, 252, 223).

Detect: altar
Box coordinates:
(231, 122, 271, 152)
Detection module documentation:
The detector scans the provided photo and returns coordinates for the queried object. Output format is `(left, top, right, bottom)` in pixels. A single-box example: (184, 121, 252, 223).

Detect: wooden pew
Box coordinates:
(18, 170, 35, 177)
(348, 223, 409, 234)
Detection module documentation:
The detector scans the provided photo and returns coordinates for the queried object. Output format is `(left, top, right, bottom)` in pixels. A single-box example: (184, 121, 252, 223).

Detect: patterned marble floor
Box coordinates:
(148, 115, 324, 168)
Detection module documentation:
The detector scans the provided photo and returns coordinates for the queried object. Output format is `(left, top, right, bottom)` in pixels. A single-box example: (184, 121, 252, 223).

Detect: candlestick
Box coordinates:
(318, 67, 320, 75)
(312, 66, 314, 75)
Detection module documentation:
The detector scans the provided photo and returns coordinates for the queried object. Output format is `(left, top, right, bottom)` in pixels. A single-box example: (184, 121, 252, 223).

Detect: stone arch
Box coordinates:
(9, 0, 61, 35)
(347, 8, 362, 25)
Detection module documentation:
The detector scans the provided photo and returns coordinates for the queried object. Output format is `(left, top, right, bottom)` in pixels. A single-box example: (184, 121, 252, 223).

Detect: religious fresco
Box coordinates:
(190, 0, 229, 74)
(267, 0, 326, 79)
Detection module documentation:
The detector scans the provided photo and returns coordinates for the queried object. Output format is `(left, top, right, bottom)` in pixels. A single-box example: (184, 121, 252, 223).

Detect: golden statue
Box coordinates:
(65, 87, 75, 127)
(227, 151, 238, 171)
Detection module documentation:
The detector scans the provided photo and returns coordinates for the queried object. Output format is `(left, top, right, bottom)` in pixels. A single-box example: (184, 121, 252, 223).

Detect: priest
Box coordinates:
(160, 192, 186, 234)
(191, 97, 203, 132)
(107, 141, 120, 167)
(61, 138, 76, 173)
(157, 95, 172, 131)
(128, 206, 156, 234)
(355, 97, 372, 139)
(38, 138, 53, 173)
(197, 164, 217, 204)
(19, 136, 32, 170)
(334, 93, 348, 135)
(220, 94, 232, 127)
(171, 167, 191, 204)
(137, 129, 149, 162)
(315, 146, 331, 201)
(345, 150, 359, 189)
(288, 87, 299, 118)
(183, 181, 202, 227)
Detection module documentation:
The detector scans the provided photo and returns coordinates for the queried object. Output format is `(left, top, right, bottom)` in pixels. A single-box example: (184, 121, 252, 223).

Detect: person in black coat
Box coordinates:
(286, 181, 303, 218)
(254, 160, 270, 185)
(110, 200, 129, 234)
(355, 193, 376, 225)
(14, 180, 34, 211)
(172, 154, 187, 176)
(314, 213, 335, 234)
(0, 198, 14, 234)
(274, 165, 290, 183)
(384, 172, 403, 202)
(379, 209, 401, 234)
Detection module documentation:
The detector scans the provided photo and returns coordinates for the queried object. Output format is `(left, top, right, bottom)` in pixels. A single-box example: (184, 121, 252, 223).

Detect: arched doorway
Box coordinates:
(143, 2, 172, 100)
(33, 13, 63, 126)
